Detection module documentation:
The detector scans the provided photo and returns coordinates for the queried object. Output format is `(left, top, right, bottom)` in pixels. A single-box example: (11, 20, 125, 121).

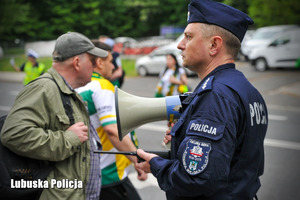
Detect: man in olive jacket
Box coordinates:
(1, 32, 108, 199)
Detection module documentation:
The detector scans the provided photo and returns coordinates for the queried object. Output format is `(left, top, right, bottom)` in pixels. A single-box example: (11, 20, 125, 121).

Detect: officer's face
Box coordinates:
(177, 23, 211, 73)
(28, 56, 36, 64)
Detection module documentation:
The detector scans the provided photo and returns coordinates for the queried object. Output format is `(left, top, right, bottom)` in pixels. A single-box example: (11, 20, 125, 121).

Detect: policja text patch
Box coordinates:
(182, 139, 211, 175)
(186, 119, 225, 140)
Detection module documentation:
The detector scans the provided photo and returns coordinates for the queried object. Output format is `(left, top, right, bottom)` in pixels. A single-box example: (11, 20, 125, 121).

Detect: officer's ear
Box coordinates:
(209, 36, 222, 56)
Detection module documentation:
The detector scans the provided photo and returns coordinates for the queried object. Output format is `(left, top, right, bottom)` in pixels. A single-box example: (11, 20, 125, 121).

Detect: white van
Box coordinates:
(241, 24, 299, 60)
(248, 28, 300, 71)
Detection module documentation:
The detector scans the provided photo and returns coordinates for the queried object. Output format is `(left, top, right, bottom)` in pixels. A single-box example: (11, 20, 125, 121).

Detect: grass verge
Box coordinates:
(0, 50, 137, 77)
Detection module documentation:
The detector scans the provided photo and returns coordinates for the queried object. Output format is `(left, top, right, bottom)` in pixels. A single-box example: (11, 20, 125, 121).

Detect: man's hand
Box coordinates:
(67, 122, 88, 143)
(169, 76, 182, 85)
(135, 149, 158, 173)
(135, 165, 148, 181)
(10, 58, 15, 66)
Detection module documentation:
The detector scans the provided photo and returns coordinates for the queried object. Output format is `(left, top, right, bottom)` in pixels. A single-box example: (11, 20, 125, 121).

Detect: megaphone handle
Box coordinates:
(146, 150, 170, 159)
(136, 154, 145, 163)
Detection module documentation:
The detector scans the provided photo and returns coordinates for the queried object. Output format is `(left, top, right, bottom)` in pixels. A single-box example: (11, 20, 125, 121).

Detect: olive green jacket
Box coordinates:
(1, 67, 91, 199)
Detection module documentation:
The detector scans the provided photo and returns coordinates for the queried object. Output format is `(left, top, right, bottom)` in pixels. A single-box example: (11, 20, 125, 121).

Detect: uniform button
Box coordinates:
(82, 157, 86, 162)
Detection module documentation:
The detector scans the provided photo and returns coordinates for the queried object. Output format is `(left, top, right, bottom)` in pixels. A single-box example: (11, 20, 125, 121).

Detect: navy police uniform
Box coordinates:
(150, 64, 268, 199)
(148, 0, 268, 199)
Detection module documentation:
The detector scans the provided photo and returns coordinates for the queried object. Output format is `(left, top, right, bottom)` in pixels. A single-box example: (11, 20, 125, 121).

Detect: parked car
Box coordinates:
(241, 24, 299, 60)
(113, 37, 137, 53)
(237, 30, 254, 61)
(248, 28, 300, 71)
(114, 37, 137, 47)
(135, 34, 196, 76)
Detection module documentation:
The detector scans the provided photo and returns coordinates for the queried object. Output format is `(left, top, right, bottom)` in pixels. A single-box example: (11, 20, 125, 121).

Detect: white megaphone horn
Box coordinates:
(115, 87, 182, 140)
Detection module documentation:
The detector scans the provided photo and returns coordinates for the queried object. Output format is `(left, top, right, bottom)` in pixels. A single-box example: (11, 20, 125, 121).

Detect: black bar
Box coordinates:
(94, 150, 170, 162)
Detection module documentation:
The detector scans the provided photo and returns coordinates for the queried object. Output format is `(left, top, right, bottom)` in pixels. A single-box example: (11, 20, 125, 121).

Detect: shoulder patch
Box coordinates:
(182, 139, 211, 175)
(200, 76, 214, 91)
(186, 119, 225, 141)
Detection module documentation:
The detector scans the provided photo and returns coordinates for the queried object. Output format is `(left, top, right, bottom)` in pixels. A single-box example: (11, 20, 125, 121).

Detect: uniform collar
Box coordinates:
(194, 63, 235, 93)
(205, 63, 235, 79)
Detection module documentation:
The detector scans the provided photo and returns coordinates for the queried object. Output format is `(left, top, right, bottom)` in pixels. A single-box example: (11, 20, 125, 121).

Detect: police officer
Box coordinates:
(136, 0, 268, 199)
(10, 49, 45, 85)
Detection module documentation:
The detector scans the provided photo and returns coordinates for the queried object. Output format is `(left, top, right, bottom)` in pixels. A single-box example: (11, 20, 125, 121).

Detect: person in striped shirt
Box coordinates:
(76, 41, 147, 200)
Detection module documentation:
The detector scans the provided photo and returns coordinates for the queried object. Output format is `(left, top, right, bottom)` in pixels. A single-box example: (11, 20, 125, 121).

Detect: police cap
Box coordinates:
(187, 0, 254, 42)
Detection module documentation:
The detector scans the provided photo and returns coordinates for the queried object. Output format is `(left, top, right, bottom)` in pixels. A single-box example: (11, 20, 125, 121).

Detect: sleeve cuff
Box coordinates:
(149, 156, 165, 176)
(64, 130, 82, 150)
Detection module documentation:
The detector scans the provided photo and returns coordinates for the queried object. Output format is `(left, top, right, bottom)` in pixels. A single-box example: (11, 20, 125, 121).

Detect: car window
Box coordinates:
(271, 37, 290, 46)
(151, 49, 180, 57)
(252, 30, 280, 39)
(150, 49, 164, 56)
(151, 50, 167, 57)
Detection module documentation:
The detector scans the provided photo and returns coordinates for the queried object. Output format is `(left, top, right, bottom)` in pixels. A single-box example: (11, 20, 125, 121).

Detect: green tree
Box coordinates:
(152, 0, 189, 31)
(24, 0, 104, 39)
(0, 0, 32, 41)
(222, 0, 249, 13)
(248, 0, 300, 27)
(124, 0, 189, 37)
(2, 0, 299, 44)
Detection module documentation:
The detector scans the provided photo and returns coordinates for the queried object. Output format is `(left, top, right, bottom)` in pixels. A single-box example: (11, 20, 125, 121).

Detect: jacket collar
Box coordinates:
(47, 67, 74, 95)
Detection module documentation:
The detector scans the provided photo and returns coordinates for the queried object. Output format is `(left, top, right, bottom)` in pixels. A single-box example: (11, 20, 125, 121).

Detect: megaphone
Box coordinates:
(115, 87, 182, 140)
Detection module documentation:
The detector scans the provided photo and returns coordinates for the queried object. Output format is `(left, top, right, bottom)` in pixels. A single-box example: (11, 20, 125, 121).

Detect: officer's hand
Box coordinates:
(136, 149, 158, 173)
(163, 122, 174, 145)
(163, 133, 172, 145)
(67, 122, 88, 143)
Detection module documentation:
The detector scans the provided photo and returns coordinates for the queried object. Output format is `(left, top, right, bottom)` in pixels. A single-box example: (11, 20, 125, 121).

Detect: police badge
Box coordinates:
(182, 139, 211, 175)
